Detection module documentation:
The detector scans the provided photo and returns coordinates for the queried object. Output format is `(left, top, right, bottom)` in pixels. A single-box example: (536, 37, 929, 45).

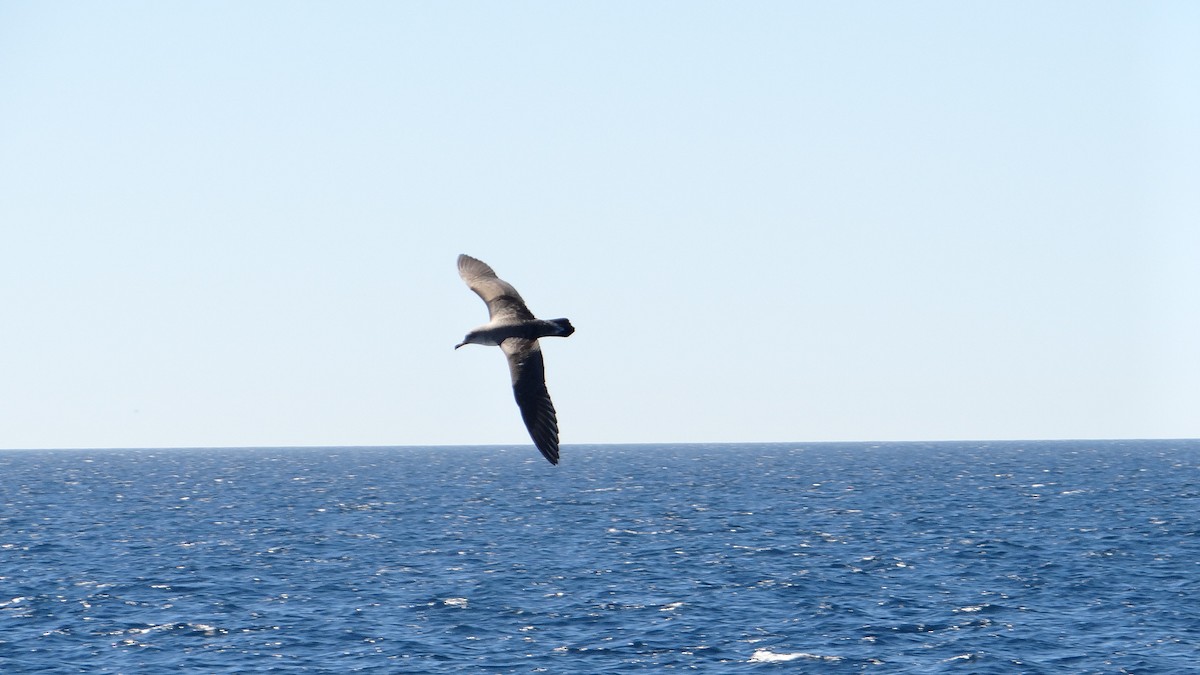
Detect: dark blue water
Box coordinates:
(2, 441, 1198, 673)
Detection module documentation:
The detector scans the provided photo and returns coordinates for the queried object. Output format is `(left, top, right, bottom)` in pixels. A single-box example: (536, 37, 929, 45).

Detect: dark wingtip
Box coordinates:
(536, 441, 560, 465)
(537, 442, 560, 465)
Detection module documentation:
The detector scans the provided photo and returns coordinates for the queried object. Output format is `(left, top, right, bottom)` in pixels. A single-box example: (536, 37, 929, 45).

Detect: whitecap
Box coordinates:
(749, 649, 841, 663)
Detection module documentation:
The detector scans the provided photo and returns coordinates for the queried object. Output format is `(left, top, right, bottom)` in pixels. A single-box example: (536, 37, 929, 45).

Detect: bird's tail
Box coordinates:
(548, 318, 575, 337)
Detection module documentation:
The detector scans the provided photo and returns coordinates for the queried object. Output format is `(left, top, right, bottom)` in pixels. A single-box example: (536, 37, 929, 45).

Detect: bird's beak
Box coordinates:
(454, 342, 465, 350)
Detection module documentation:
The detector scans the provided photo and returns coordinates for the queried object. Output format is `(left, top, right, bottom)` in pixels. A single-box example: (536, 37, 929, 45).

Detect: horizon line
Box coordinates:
(2, 437, 1197, 452)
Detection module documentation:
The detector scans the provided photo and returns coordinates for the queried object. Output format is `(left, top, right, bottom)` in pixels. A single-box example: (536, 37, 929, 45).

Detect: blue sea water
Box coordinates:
(1, 441, 1198, 673)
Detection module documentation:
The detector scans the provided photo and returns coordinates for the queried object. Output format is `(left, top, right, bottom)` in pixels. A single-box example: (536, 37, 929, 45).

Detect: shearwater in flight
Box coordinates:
(455, 254, 575, 465)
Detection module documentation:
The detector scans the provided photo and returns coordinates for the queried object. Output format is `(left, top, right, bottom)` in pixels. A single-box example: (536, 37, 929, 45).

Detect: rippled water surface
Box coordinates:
(2, 441, 1198, 672)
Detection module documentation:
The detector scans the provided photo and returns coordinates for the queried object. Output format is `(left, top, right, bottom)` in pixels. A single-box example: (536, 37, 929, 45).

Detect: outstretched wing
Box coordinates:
(502, 338, 560, 465)
(458, 254, 535, 322)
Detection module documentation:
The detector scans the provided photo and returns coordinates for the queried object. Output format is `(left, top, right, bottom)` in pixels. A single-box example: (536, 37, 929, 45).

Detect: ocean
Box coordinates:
(1, 441, 1197, 673)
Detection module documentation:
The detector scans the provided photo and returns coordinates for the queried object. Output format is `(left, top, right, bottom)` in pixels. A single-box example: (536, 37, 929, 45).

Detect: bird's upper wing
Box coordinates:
(458, 254, 535, 322)
(501, 338, 560, 465)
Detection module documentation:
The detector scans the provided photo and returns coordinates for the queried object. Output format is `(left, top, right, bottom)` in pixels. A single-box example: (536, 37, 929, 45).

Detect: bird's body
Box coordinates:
(457, 317, 574, 348)
(455, 254, 574, 465)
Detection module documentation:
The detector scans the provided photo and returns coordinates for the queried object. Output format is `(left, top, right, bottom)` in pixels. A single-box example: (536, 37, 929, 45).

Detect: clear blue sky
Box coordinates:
(1, 2, 1197, 449)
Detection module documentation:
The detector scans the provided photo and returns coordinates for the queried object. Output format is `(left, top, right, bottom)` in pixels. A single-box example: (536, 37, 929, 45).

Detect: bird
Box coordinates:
(455, 254, 575, 465)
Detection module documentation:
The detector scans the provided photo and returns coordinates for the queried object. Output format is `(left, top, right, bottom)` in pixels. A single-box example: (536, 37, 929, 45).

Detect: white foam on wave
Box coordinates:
(749, 649, 842, 663)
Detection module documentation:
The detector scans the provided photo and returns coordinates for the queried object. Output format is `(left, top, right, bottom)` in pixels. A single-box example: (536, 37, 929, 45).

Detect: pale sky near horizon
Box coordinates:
(1, 2, 1197, 450)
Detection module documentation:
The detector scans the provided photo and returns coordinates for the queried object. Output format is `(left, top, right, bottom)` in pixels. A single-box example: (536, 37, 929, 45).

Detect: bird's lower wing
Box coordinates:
(502, 339, 560, 465)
